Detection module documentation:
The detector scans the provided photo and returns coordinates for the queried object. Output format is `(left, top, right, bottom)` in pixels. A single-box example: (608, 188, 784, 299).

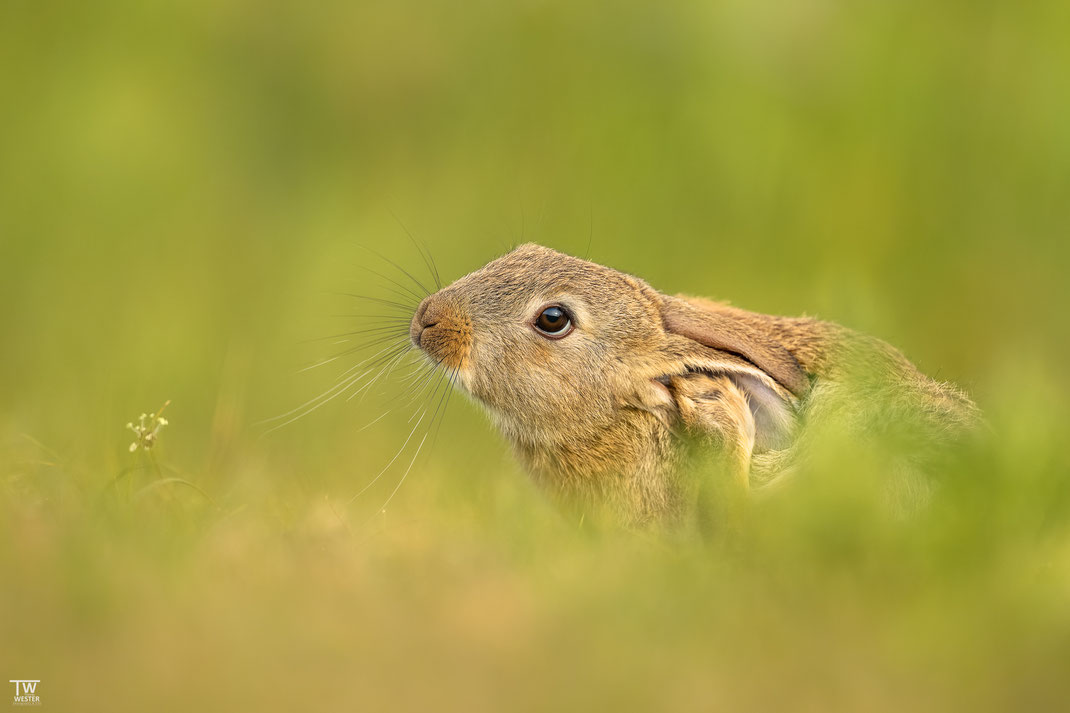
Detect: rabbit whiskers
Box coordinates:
(262, 230, 453, 526)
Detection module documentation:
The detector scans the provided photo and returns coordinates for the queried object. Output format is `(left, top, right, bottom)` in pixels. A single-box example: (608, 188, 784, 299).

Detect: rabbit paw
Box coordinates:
(666, 372, 756, 488)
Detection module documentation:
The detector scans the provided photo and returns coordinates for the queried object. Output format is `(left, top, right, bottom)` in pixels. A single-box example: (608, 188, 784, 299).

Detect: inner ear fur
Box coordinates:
(659, 294, 808, 397)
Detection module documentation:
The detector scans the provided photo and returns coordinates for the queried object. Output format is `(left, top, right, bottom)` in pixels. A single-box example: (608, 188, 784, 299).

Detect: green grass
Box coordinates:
(2, 1, 1069, 711)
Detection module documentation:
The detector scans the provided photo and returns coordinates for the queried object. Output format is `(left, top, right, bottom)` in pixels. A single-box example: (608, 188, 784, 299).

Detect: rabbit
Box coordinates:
(408, 243, 979, 524)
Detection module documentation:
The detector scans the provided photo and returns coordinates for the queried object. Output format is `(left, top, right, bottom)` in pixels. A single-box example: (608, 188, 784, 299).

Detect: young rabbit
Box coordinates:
(409, 244, 979, 524)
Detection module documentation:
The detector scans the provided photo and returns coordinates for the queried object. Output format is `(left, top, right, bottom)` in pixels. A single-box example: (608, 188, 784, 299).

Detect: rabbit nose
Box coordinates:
(410, 296, 440, 347)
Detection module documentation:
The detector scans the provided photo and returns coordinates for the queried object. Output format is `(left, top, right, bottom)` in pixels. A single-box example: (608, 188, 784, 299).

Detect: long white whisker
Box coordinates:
(395, 363, 441, 411)
(410, 372, 446, 423)
(333, 339, 410, 383)
(258, 344, 409, 434)
(355, 359, 432, 431)
(346, 410, 428, 504)
(299, 352, 350, 373)
(397, 360, 429, 384)
(362, 346, 417, 401)
(371, 431, 429, 521)
(315, 333, 410, 374)
(346, 348, 410, 403)
(372, 367, 452, 518)
(428, 368, 458, 450)
(394, 356, 435, 390)
(357, 409, 392, 433)
(258, 374, 366, 436)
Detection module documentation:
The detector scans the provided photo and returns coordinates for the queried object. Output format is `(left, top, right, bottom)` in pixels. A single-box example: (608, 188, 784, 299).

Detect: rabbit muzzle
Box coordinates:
(410, 293, 472, 371)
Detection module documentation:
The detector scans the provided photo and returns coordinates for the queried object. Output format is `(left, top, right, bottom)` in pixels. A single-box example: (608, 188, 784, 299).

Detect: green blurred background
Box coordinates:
(2, 1, 1068, 711)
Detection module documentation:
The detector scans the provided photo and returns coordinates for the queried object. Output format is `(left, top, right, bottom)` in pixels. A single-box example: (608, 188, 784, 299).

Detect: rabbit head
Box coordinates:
(409, 244, 811, 518)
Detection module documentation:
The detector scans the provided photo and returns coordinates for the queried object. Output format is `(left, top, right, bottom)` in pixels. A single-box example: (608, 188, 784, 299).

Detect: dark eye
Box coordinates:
(533, 305, 573, 338)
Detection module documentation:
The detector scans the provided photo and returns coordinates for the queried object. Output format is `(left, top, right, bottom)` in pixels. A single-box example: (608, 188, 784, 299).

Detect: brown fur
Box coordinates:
(408, 244, 979, 524)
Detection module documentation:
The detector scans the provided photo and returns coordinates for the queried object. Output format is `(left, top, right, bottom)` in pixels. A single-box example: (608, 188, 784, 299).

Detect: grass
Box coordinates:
(2, 390, 1068, 712)
(2, 1, 1069, 711)
(2, 329, 1067, 712)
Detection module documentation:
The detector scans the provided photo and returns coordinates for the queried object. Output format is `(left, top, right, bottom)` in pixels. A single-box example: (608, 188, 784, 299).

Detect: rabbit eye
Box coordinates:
(533, 305, 573, 338)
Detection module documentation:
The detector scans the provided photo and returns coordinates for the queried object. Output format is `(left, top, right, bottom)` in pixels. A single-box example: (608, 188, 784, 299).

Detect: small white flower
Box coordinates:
(126, 400, 171, 453)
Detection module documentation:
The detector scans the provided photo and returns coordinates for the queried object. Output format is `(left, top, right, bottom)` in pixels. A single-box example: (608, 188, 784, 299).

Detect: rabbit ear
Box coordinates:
(659, 295, 808, 397)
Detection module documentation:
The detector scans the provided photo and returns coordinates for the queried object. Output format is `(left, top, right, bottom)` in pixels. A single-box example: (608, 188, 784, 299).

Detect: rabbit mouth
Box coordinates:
(413, 323, 471, 371)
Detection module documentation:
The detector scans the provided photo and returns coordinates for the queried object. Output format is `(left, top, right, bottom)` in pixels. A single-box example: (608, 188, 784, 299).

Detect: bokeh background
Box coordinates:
(2, 1, 1069, 711)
